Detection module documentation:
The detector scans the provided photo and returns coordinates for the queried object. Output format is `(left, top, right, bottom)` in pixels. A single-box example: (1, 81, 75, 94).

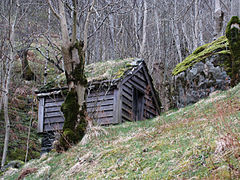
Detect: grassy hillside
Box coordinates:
(2, 83, 240, 179)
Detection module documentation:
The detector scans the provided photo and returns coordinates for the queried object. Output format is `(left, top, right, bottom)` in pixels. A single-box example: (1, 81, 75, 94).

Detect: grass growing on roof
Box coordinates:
(172, 36, 230, 75)
(38, 58, 136, 91)
(85, 58, 134, 81)
(3, 83, 240, 179)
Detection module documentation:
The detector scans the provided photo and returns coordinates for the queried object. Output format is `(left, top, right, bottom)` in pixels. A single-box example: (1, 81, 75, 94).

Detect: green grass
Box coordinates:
(3, 83, 240, 179)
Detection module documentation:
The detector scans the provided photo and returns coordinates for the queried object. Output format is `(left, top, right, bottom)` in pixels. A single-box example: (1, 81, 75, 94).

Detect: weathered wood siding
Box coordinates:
(86, 89, 116, 125)
(38, 88, 117, 132)
(43, 95, 65, 132)
(121, 66, 158, 122)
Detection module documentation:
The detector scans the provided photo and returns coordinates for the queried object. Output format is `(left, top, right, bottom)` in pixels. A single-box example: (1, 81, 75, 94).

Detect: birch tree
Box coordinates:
(0, 0, 19, 168)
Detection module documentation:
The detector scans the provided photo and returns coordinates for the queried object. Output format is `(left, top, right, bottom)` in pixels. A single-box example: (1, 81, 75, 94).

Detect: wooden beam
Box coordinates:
(113, 88, 122, 123)
(38, 97, 45, 133)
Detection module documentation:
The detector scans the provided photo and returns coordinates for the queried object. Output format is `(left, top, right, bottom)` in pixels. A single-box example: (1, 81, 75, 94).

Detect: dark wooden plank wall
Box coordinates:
(43, 95, 65, 132)
(41, 89, 116, 132)
(121, 68, 158, 122)
(86, 89, 115, 125)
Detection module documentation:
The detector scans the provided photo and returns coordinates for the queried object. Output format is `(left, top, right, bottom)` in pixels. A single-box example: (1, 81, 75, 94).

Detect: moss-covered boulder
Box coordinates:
(172, 17, 240, 108)
(173, 54, 230, 108)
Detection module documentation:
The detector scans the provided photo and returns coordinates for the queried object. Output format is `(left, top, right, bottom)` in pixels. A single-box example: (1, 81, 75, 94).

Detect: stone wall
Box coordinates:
(173, 54, 231, 108)
(41, 132, 55, 155)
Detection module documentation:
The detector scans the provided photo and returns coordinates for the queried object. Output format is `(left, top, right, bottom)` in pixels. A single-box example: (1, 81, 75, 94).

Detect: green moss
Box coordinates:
(39, 58, 138, 91)
(173, 16, 240, 86)
(71, 63, 87, 86)
(85, 58, 136, 81)
(172, 36, 229, 76)
(193, 44, 208, 54)
(226, 16, 240, 86)
(24, 66, 35, 81)
(66, 41, 87, 86)
(60, 89, 87, 150)
(60, 90, 79, 150)
(8, 149, 26, 162)
(61, 90, 79, 130)
(63, 128, 78, 143)
(76, 102, 87, 139)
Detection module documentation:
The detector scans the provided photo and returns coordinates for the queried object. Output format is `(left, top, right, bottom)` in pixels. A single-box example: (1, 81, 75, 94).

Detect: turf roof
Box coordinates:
(38, 58, 141, 91)
(85, 58, 139, 81)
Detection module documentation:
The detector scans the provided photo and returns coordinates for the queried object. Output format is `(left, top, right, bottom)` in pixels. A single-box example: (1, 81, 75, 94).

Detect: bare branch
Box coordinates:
(47, 0, 60, 20)
(83, 0, 95, 52)
(72, 0, 77, 43)
(34, 47, 64, 72)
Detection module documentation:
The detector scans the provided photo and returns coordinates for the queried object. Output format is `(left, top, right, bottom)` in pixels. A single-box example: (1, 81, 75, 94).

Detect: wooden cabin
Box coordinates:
(36, 58, 161, 134)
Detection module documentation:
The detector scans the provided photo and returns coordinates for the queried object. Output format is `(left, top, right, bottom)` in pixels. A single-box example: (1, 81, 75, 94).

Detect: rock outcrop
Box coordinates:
(172, 16, 240, 108)
(173, 54, 230, 108)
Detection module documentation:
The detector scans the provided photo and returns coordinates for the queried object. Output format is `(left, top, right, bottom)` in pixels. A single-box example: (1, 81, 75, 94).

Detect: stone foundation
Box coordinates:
(40, 132, 55, 155)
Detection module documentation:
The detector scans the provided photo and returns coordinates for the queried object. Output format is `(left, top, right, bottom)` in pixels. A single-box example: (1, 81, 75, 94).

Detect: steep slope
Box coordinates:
(2, 83, 240, 179)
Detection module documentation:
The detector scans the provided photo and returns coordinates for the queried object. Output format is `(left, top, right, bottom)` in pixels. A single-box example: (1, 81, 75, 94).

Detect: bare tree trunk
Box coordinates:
(231, 0, 240, 17)
(193, 0, 199, 50)
(182, 22, 192, 53)
(153, 1, 161, 60)
(173, 0, 182, 63)
(139, 0, 147, 58)
(1, 38, 14, 168)
(213, 0, 224, 40)
(108, 10, 116, 59)
(1, 0, 17, 167)
(19, 49, 35, 81)
(1, 87, 10, 168)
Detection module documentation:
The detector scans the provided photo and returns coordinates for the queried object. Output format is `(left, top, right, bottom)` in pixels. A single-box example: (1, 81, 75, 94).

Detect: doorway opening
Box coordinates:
(133, 88, 144, 121)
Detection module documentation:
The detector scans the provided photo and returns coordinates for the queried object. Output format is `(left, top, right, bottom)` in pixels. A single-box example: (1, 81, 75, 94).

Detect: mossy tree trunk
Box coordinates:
(48, 0, 95, 150)
(226, 16, 240, 86)
(59, 41, 87, 150)
(18, 49, 35, 81)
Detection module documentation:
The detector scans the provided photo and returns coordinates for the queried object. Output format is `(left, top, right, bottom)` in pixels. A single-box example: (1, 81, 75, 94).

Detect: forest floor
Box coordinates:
(2, 83, 240, 179)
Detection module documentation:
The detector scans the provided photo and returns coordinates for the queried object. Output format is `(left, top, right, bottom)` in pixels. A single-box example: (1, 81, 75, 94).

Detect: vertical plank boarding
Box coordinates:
(113, 88, 122, 123)
(38, 97, 45, 133)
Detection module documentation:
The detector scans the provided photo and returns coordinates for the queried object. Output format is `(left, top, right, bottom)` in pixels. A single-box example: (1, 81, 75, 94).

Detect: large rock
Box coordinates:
(173, 54, 230, 108)
(172, 17, 240, 108)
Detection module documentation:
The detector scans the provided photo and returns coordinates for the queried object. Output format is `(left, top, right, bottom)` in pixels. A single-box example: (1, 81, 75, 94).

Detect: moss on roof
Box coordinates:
(172, 36, 230, 76)
(85, 58, 137, 81)
(38, 58, 140, 91)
